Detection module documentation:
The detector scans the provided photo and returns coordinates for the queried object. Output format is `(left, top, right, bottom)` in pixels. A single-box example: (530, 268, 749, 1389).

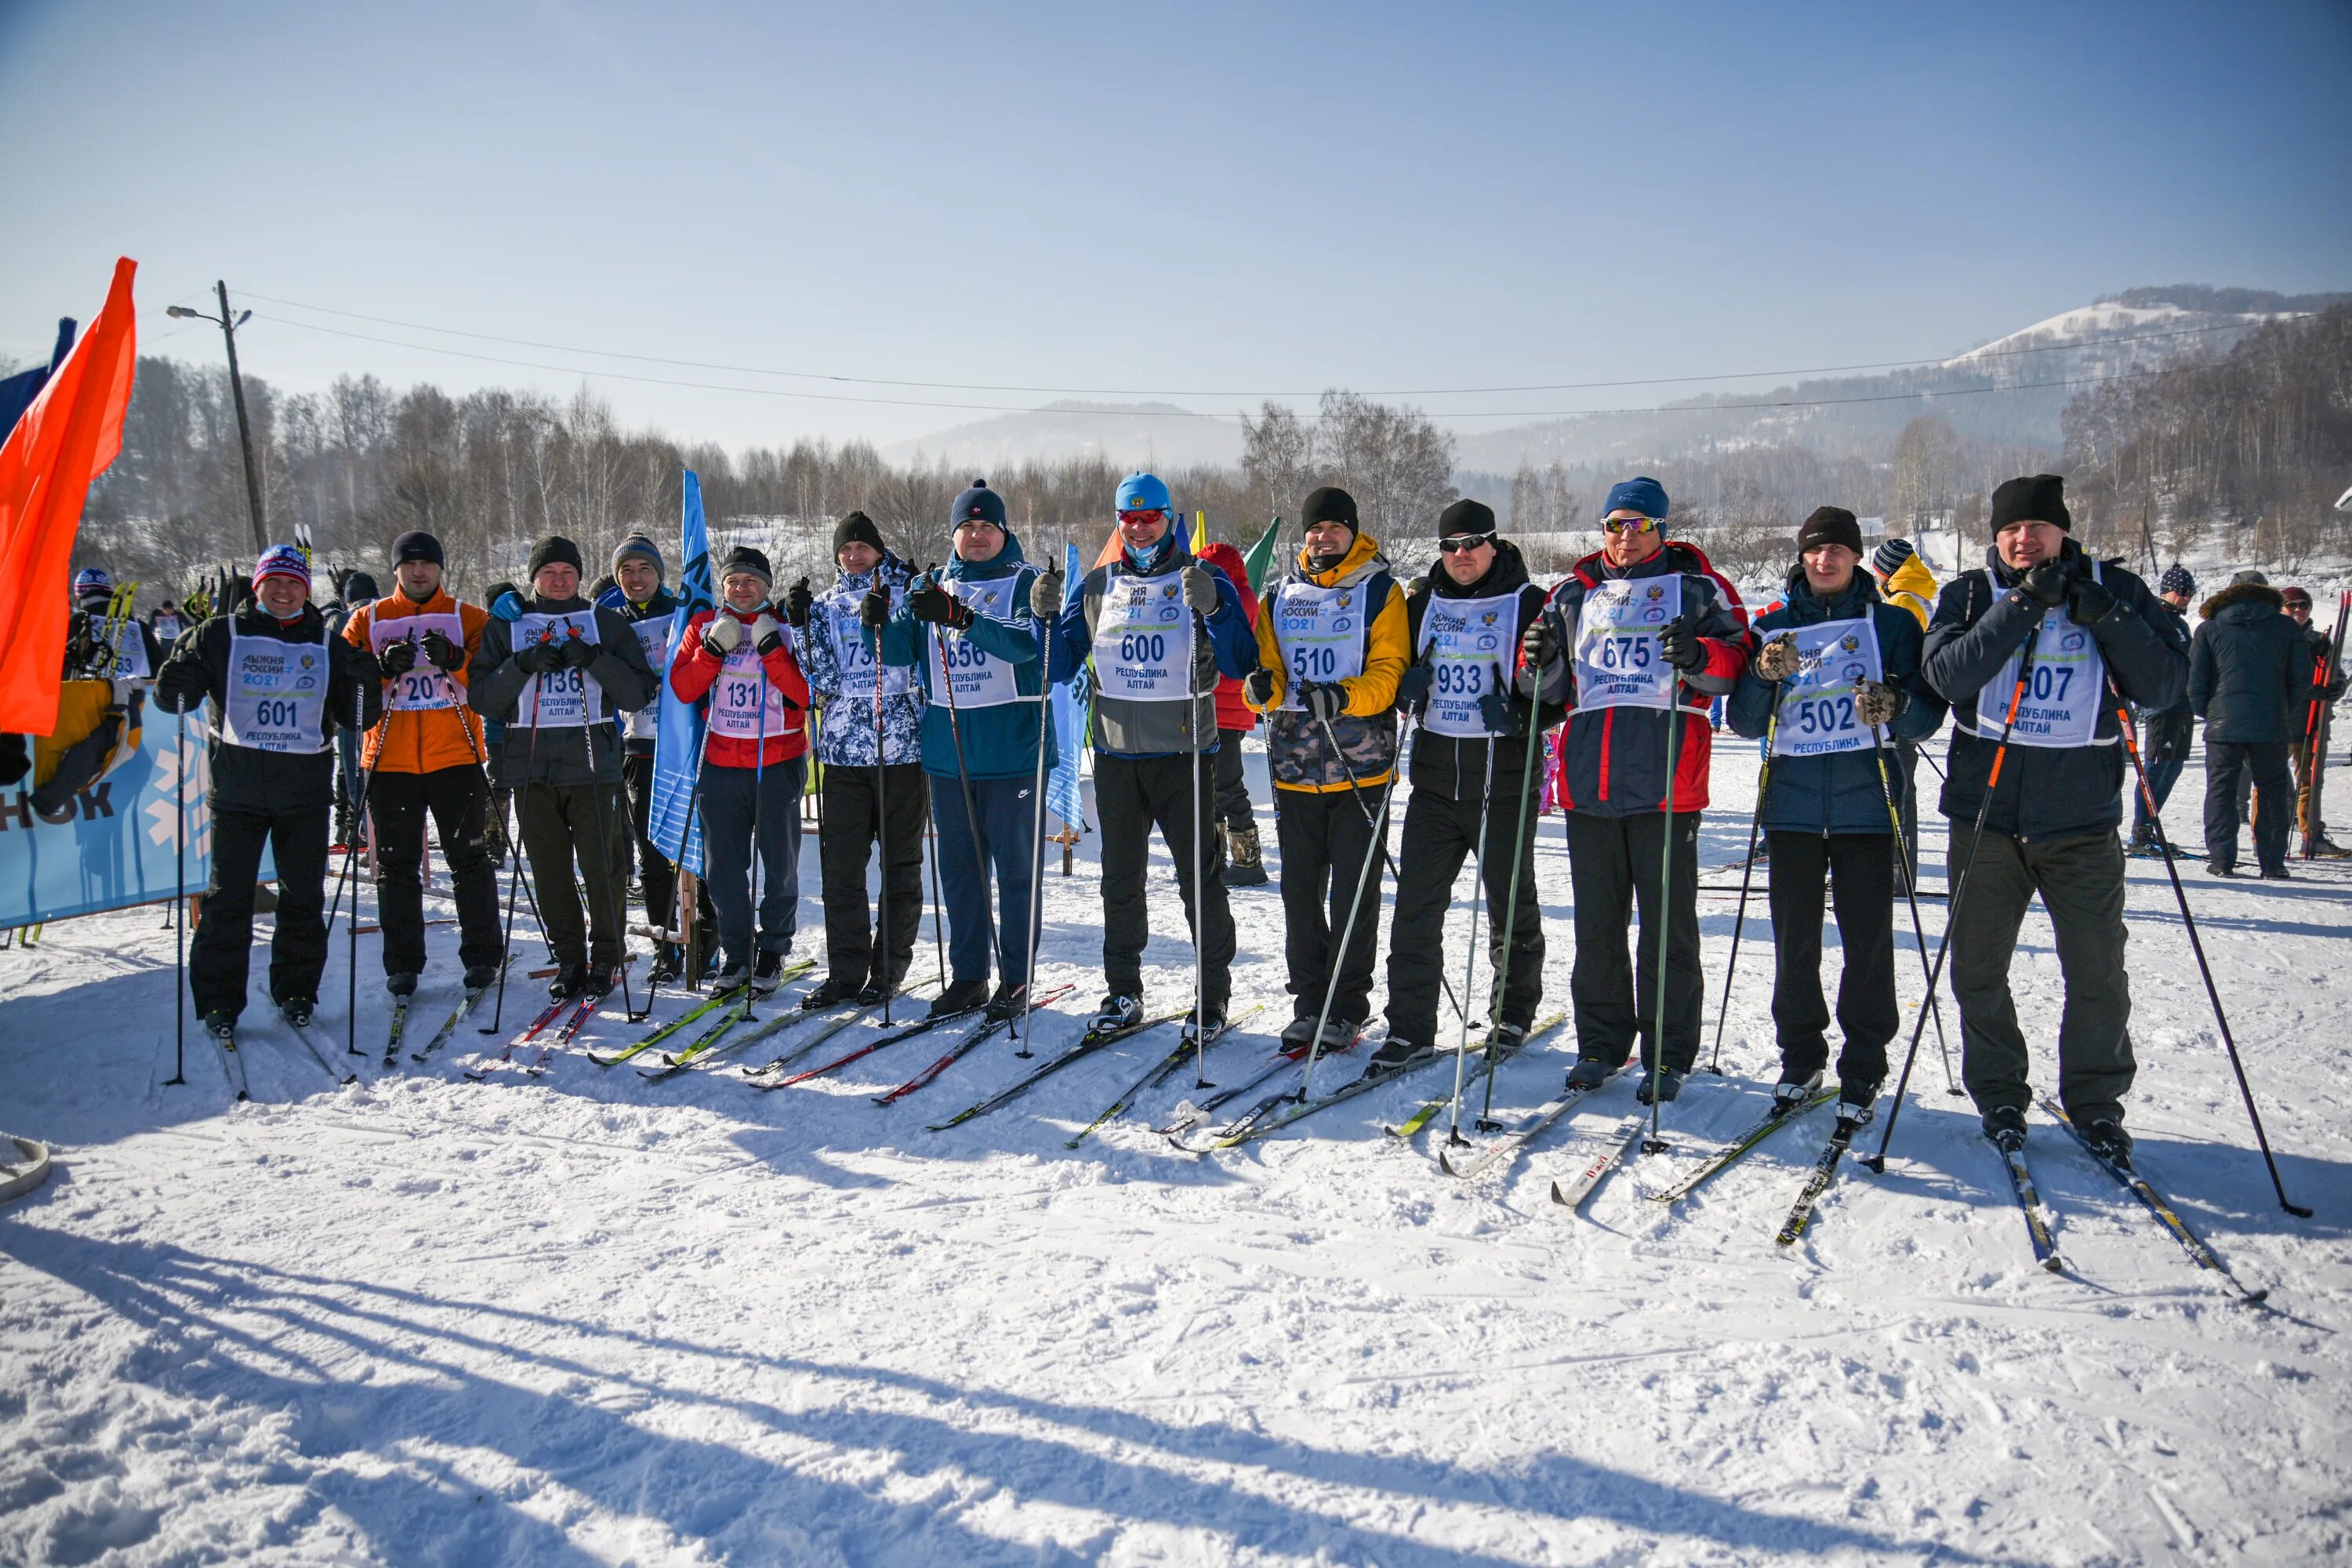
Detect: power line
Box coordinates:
(237, 287, 2252, 400)
(249, 310, 2160, 421)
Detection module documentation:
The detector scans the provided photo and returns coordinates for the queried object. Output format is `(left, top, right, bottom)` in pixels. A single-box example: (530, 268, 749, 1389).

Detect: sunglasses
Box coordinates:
(1436, 534, 1494, 554)
(1117, 509, 1168, 527)
(1602, 514, 1661, 535)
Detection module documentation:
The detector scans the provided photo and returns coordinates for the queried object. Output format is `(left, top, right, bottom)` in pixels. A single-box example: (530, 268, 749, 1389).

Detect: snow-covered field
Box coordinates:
(4, 739, 2348, 1566)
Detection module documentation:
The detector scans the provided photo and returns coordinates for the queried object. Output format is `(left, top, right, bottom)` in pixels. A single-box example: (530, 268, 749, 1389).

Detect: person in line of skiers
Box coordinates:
(1867, 536, 1938, 880)
(665, 546, 811, 995)
(1527, 476, 1752, 1104)
(321, 568, 379, 851)
(474, 579, 525, 866)
(1038, 473, 1257, 1040)
(1727, 506, 1947, 1129)
(2124, 564, 2198, 858)
(469, 535, 659, 1001)
(880, 481, 1068, 1022)
(1244, 485, 1410, 1057)
(597, 532, 699, 982)
(155, 545, 385, 1036)
(1373, 499, 1559, 1070)
(1922, 474, 2187, 1160)
(2281, 584, 2347, 858)
(1196, 539, 1270, 886)
(2189, 568, 2305, 880)
(337, 530, 503, 1000)
(787, 510, 929, 1008)
(38, 565, 162, 817)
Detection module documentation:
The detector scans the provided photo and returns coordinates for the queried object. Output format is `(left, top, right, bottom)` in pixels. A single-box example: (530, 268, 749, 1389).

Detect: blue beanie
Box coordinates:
(949, 478, 1007, 532)
(2158, 564, 2196, 598)
(1116, 472, 1173, 514)
(1603, 476, 1668, 522)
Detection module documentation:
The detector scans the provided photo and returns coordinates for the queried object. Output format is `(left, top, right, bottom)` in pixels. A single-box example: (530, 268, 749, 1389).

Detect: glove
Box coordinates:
(379, 638, 419, 678)
(859, 586, 891, 627)
(1182, 564, 1218, 614)
(751, 612, 786, 655)
(2067, 571, 2120, 629)
(1855, 680, 1908, 728)
(1658, 615, 1704, 673)
(702, 615, 744, 657)
(183, 589, 213, 622)
(347, 646, 384, 688)
(1243, 667, 1275, 708)
(909, 581, 972, 630)
(2020, 560, 2069, 610)
(1477, 679, 1517, 736)
(515, 638, 564, 674)
(783, 577, 814, 628)
(489, 590, 525, 622)
(559, 635, 599, 671)
(1520, 619, 1559, 669)
(423, 630, 466, 671)
(1029, 568, 1065, 620)
(1301, 681, 1347, 724)
(1393, 662, 1434, 713)
(1753, 632, 1799, 682)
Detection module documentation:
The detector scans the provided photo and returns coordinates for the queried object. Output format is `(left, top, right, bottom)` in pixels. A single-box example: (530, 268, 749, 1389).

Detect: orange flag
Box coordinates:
(0, 257, 138, 735)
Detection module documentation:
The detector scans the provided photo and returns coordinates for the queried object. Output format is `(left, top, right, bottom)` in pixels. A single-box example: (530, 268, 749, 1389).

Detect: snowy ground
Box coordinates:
(3, 738, 2348, 1566)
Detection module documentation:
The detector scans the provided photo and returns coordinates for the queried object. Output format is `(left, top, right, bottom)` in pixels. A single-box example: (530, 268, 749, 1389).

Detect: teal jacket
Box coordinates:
(877, 532, 1073, 781)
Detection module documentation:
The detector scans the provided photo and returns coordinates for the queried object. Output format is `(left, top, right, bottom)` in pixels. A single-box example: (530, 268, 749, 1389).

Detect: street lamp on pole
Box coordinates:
(166, 280, 268, 556)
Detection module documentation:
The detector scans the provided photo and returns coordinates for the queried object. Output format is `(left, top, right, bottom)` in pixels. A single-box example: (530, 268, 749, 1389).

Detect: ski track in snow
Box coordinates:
(3, 744, 2348, 1566)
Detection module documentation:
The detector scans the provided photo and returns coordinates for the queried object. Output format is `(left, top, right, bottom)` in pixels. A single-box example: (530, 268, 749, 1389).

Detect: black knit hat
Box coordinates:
(720, 545, 774, 589)
(1990, 474, 2071, 532)
(833, 510, 886, 556)
(527, 535, 583, 579)
(1795, 506, 1864, 556)
(391, 529, 444, 568)
(1300, 485, 1359, 535)
(1436, 498, 1495, 539)
(610, 533, 665, 578)
(341, 569, 380, 603)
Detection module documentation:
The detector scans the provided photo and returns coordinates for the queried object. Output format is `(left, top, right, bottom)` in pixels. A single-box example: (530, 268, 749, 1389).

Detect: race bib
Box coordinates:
(1091, 568, 1191, 702)
(1974, 579, 2108, 750)
(220, 630, 329, 753)
(708, 635, 798, 739)
(826, 586, 913, 701)
(98, 619, 151, 681)
(1772, 616, 1882, 758)
(927, 575, 1025, 709)
(1417, 592, 1518, 738)
(513, 612, 601, 729)
(1272, 579, 1368, 710)
(369, 612, 466, 712)
(1573, 575, 1682, 711)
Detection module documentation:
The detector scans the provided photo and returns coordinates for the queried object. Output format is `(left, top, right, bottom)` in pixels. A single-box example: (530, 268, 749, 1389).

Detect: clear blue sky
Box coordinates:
(4, 0, 2347, 452)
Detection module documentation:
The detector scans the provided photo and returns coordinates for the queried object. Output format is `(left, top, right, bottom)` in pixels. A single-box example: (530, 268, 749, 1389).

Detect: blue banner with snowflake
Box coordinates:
(0, 710, 263, 926)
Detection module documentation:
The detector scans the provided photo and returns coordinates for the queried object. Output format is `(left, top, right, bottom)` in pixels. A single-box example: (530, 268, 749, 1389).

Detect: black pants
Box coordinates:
(372, 764, 503, 978)
(1275, 786, 1383, 1023)
(699, 757, 806, 967)
(1890, 739, 1921, 884)
(2205, 739, 2294, 871)
(1566, 808, 1703, 1072)
(1214, 733, 1256, 833)
(1765, 830, 1897, 1086)
(191, 799, 330, 1022)
(519, 777, 633, 968)
(1384, 775, 1544, 1050)
(820, 760, 928, 989)
(1097, 750, 1235, 1008)
(622, 751, 676, 940)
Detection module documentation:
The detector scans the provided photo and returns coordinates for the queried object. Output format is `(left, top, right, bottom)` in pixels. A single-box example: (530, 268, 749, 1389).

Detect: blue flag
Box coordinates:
(648, 470, 716, 876)
(1045, 542, 1088, 833)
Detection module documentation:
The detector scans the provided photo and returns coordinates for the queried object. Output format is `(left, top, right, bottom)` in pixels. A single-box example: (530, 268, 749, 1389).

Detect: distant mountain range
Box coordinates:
(884, 287, 2349, 477)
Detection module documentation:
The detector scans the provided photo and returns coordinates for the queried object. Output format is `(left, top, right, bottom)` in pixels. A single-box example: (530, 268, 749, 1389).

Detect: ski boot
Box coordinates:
(1563, 1057, 1613, 1093)
(201, 1011, 237, 1043)
(578, 964, 618, 1001)
(1773, 1065, 1823, 1114)
(931, 978, 991, 1018)
(1367, 1035, 1432, 1072)
(1314, 1018, 1359, 1057)
(648, 946, 684, 986)
(463, 962, 502, 993)
(386, 972, 419, 1000)
(1982, 1105, 2027, 1154)
(1179, 1003, 1228, 1047)
(279, 996, 317, 1029)
(1279, 1015, 1319, 1054)
(1833, 1078, 1880, 1132)
(1086, 993, 1143, 1034)
(1225, 824, 1270, 887)
(2259, 863, 2293, 880)
(801, 976, 863, 1011)
(1485, 1021, 1528, 1056)
(751, 950, 787, 996)
(1635, 1066, 1684, 1105)
(985, 981, 1030, 1023)
(549, 963, 595, 1002)
(2081, 1115, 2132, 1164)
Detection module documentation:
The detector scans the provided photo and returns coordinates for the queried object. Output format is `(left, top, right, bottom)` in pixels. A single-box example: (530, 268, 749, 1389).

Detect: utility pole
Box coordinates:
(165, 281, 267, 555)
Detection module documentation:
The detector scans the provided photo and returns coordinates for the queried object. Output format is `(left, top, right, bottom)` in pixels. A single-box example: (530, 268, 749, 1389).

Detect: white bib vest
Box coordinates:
(1272, 579, 1368, 710)
(101, 619, 151, 681)
(927, 575, 1028, 709)
(1972, 564, 2109, 750)
(707, 631, 798, 741)
(825, 586, 913, 702)
(1573, 575, 1683, 712)
(1772, 616, 1883, 757)
(620, 612, 670, 742)
(369, 611, 466, 713)
(1091, 568, 1192, 702)
(1416, 591, 1518, 738)
(220, 629, 330, 753)
(513, 612, 601, 729)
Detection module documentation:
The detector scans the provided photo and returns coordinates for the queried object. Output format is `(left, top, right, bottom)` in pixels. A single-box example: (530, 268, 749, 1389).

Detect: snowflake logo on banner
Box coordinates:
(143, 737, 211, 860)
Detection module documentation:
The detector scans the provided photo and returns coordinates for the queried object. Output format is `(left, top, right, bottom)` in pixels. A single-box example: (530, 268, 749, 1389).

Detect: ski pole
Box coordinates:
(1862, 633, 2039, 1174)
(2104, 676, 2311, 1217)
(1479, 649, 1549, 1131)
(1018, 587, 1054, 1057)
(1870, 723, 1958, 1094)
(929, 572, 1004, 983)
(167, 706, 188, 1088)
(1185, 579, 1210, 1085)
(1442, 728, 1498, 1148)
(1640, 690, 1687, 1156)
(1706, 680, 1781, 1076)
(579, 644, 641, 1022)
(926, 792, 947, 990)
(1318, 701, 1467, 1026)
(485, 631, 548, 1033)
(1298, 710, 1417, 1105)
(324, 659, 390, 1055)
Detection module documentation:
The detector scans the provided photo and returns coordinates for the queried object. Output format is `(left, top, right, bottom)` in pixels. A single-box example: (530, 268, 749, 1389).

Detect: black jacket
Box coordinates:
(154, 606, 384, 811)
(467, 594, 659, 785)
(1922, 541, 2187, 842)
(1401, 540, 1564, 801)
(1726, 568, 1946, 836)
(2189, 582, 2304, 745)
(2136, 599, 2195, 718)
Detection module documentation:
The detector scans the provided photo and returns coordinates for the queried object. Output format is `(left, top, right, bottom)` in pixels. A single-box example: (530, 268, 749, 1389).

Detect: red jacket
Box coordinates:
(1199, 542, 1261, 734)
(667, 605, 811, 768)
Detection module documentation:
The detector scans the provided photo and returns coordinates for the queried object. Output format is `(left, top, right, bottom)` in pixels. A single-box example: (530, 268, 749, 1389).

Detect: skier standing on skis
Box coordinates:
(1727, 506, 1946, 1127)
(467, 536, 659, 1002)
(338, 529, 504, 1001)
(1530, 477, 1751, 1104)
(1921, 474, 2187, 1158)
(877, 481, 1067, 1021)
(324, 569, 379, 851)
(600, 533, 691, 981)
(2125, 564, 2198, 858)
(1374, 499, 1559, 1069)
(2281, 585, 2347, 858)
(154, 545, 383, 1036)
(2188, 571, 2303, 880)
(1036, 473, 1256, 1041)
(666, 546, 812, 995)
(1196, 540, 1270, 886)
(789, 511, 927, 1008)
(1243, 485, 1410, 1058)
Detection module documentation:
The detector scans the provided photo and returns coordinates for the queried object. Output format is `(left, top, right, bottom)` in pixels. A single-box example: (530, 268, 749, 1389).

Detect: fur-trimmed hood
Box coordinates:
(2201, 581, 2285, 621)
